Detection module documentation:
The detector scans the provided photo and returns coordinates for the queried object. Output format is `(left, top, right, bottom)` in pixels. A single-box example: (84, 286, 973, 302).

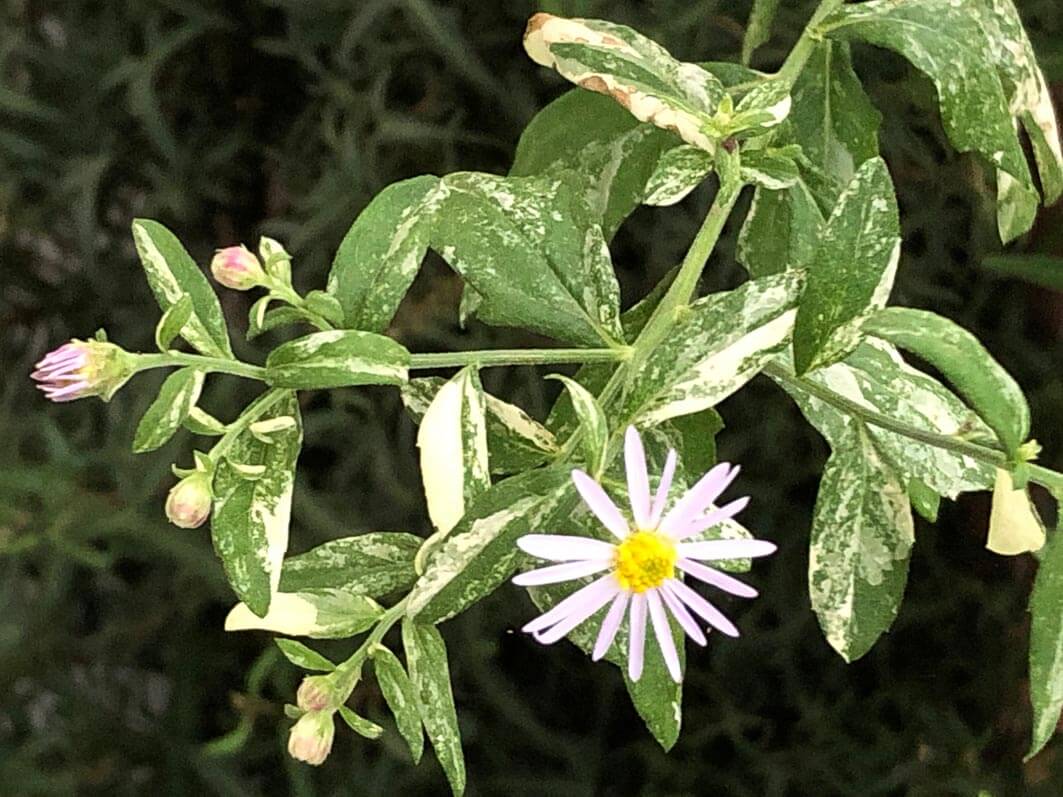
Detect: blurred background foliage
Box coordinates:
(2, 0, 1063, 794)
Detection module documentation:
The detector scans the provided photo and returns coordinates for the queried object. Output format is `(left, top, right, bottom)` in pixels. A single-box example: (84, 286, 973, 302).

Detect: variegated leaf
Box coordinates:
(264, 330, 410, 390)
(132, 368, 204, 453)
(547, 374, 608, 477)
(224, 588, 382, 639)
(643, 145, 714, 206)
(1028, 527, 1063, 759)
(737, 179, 824, 277)
(279, 532, 422, 597)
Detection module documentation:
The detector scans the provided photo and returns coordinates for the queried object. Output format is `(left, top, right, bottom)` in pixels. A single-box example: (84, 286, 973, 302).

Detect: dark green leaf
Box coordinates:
(280, 532, 422, 598)
(133, 368, 204, 453)
(154, 294, 193, 352)
(1028, 527, 1063, 758)
(265, 330, 410, 390)
(372, 646, 425, 763)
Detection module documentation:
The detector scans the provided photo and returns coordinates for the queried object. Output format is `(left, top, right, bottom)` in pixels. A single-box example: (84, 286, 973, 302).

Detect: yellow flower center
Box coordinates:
(613, 531, 677, 593)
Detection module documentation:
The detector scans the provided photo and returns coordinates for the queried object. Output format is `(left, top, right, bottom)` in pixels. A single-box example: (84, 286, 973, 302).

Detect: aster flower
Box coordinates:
(514, 426, 776, 682)
(31, 339, 135, 403)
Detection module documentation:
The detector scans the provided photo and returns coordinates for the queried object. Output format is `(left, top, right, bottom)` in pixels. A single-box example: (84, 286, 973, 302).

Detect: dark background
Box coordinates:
(2, 1, 1063, 794)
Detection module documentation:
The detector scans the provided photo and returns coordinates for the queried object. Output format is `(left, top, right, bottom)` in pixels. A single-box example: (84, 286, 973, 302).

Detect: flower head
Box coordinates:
(211, 245, 265, 291)
(165, 473, 213, 529)
(514, 426, 776, 682)
(296, 675, 337, 713)
(287, 710, 335, 766)
(31, 339, 135, 403)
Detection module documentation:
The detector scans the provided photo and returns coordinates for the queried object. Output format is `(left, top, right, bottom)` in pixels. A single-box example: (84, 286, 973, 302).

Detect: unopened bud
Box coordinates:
(31, 338, 136, 403)
(210, 245, 266, 291)
(165, 473, 212, 529)
(296, 675, 336, 712)
(287, 710, 335, 766)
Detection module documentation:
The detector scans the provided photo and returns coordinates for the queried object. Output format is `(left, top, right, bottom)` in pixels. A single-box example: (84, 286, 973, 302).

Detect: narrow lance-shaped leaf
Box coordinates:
(133, 368, 204, 453)
(212, 391, 302, 616)
(809, 423, 914, 662)
(131, 219, 233, 358)
(265, 330, 410, 390)
(643, 144, 714, 207)
(417, 367, 491, 537)
(225, 588, 382, 639)
(155, 294, 193, 352)
(402, 620, 466, 796)
(863, 307, 1030, 455)
(275, 638, 336, 672)
(279, 532, 422, 598)
(547, 375, 608, 477)
(822, 0, 1038, 242)
(1028, 526, 1063, 759)
(372, 646, 425, 764)
(327, 176, 447, 331)
(338, 706, 384, 739)
(792, 157, 900, 374)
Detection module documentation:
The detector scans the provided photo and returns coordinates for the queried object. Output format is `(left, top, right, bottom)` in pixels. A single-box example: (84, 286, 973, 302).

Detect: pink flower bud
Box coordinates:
(31, 339, 135, 403)
(210, 245, 265, 291)
(296, 675, 336, 712)
(287, 711, 335, 766)
(165, 473, 212, 529)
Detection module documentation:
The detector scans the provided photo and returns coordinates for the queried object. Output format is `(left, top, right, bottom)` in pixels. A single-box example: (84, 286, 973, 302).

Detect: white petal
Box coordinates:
(512, 559, 611, 587)
(532, 581, 619, 644)
(625, 426, 652, 528)
(571, 469, 630, 539)
(667, 579, 739, 637)
(647, 590, 682, 682)
(676, 558, 757, 598)
(522, 575, 617, 634)
(517, 534, 616, 562)
(628, 594, 648, 681)
(659, 584, 706, 645)
(677, 538, 776, 561)
(592, 592, 630, 660)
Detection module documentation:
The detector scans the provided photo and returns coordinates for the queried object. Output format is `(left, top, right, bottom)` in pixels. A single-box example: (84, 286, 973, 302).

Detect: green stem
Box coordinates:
(409, 348, 629, 370)
(332, 596, 410, 699)
(209, 388, 290, 464)
(136, 352, 267, 381)
(775, 0, 845, 86)
(764, 362, 1063, 496)
(268, 281, 334, 332)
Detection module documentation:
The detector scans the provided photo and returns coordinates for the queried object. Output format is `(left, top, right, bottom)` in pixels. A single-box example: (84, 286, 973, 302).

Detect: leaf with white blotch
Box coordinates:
(823, 0, 1038, 242)
(132, 219, 233, 358)
(743, 0, 781, 65)
(523, 13, 725, 153)
(864, 307, 1030, 455)
(338, 706, 384, 740)
(402, 620, 465, 796)
(303, 291, 344, 328)
(987, 468, 1045, 555)
(774, 340, 995, 499)
(1028, 526, 1063, 759)
(643, 145, 714, 206)
(212, 392, 302, 616)
(740, 147, 801, 190)
(275, 638, 336, 672)
(225, 588, 382, 639)
(327, 176, 447, 331)
(547, 374, 608, 477)
(730, 78, 792, 137)
(738, 179, 824, 277)
(431, 171, 624, 346)
(622, 271, 803, 426)
(371, 646, 425, 764)
(279, 532, 422, 598)
(407, 467, 573, 624)
(511, 89, 672, 238)
(184, 406, 226, 437)
(416, 367, 490, 537)
(155, 294, 193, 352)
(402, 378, 559, 475)
(809, 423, 914, 661)
(265, 330, 410, 390)
(793, 157, 900, 374)
(132, 368, 204, 453)
(248, 304, 306, 340)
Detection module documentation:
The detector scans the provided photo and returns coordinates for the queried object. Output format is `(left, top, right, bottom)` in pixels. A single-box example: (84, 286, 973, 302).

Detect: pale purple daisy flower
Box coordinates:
(514, 426, 776, 682)
(31, 339, 134, 403)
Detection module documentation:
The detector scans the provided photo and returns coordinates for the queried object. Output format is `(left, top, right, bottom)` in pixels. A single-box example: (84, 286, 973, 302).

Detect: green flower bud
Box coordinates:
(165, 473, 213, 529)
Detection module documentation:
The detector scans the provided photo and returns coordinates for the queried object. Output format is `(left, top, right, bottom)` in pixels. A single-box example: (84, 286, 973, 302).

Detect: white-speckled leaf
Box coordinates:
(987, 468, 1045, 555)
(133, 368, 204, 453)
(265, 330, 410, 390)
(622, 271, 804, 426)
(154, 294, 193, 352)
(1028, 527, 1063, 759)
(548, 374, 608, 477)
(224, 588, 382, 639)
(809, 423, 913, 661)
(131, 219, 233, 358)
(738, 179, 824, 278)
(793, 157, 900, 374)
(212, 392, 302, 617)
(740, 147, 801, 190)
(279, 532, 422, 597)
(327, 176, 447, 331)
(823, 0, 1038, 242)
(643, 145, 714, 206)
(774, 340, 995, 498)
(401, 620, 465, 796)
(371, 646, 425, 764)
(431, 171, 624, 346)
(408, 468, 573, 624)
(417, 367, 490, 537)
(524, 13, 725, 153)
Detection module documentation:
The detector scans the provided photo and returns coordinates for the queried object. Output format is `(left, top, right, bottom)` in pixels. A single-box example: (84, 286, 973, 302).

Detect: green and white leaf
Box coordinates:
(327, 176, 447, 331)
(738, 179, 824, 277)
(643, 145, 714, 206)
(402, 620, 465, 796)
(523, 13, 725, 153)
(793, 157, 900, 374)
(154, 294, 193, 352)
(279, 532, 422, 598)
(547, 374, 608, 477)
(184, 406, 227, 437)
(416, 367, 490, 537)
(372, 646, 425, 763)
(1028, 527, 1063, 759)
(986, 468, 1045, 555)
(224, 588, 382, 639)
(621, 271, 803, 426)
(131, 219, 233, 358)
(275, 638, 337, 672)
(864, 307, 1030, 454)
(808, 423, 914, 662)
(338, 706, 384, 740)
(265, 330, 410, 390)
(212, 392, 302, 616)
(133, 368, 204, 453)
(406, 467, 573, 624)
(740, 147, 801, 190)
(730, 78, 793, 137)
(431, 171, 624, 346)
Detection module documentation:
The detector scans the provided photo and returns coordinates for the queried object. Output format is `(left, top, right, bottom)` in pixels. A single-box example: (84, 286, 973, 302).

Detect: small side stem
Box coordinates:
(775, 0, 845, 86)
(209, 388, 290, 464)
(136, 352, 267, 381)
(332, 596, 410, 698)
(409, 348, 629, 370)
